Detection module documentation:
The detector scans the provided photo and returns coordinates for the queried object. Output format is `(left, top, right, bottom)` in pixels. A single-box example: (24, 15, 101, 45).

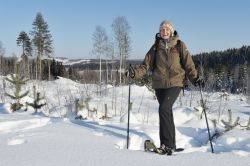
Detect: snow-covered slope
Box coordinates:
(0, 76, 250, 166)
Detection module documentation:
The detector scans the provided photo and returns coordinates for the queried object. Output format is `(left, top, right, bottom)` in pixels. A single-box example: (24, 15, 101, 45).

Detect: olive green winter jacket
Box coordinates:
(134, 31, 198, 89)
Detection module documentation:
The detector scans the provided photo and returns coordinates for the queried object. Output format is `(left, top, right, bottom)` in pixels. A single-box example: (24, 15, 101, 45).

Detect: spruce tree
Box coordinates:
(0, 41, 5, 75)
(30, 12, 53, 80)
(5, 63, 29, 112)
(26, 86, 46, 113)
(50, 59, 57, 79)
(57, 62, 65, 78)
(238, 63, 248, 93)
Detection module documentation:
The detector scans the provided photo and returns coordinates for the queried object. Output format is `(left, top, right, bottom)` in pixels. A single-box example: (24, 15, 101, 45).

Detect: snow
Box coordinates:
(120, 112, 140, 124)
(55, 57, 91, 66)
(0, 76, 250, 166)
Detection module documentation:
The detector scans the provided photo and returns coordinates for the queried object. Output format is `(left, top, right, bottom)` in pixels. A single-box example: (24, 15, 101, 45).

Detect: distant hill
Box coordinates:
(55, 57, 143, 70)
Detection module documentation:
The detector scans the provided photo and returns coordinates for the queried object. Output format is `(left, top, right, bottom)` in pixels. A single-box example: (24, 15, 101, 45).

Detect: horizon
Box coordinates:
(0, 0, 250, 59)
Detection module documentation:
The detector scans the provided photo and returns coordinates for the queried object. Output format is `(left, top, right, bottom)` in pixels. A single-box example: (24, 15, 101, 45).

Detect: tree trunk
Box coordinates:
(27, 57, 30, 79)
(48, 60, 51, 81)
(119, 52, 122, 85)
(99, 55, 102, 96)
(39, 57, 42, 80)
(36, 57, 38, 80)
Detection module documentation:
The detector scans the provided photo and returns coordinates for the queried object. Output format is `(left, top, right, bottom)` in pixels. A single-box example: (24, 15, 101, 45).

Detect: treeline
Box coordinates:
(0, 56, 68, 80)
(2, 45, 250, 94)
(192, 45, 250, 93)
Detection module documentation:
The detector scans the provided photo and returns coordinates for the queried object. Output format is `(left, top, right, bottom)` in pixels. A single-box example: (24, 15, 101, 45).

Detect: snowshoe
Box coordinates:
(144, 140, 159, 153)
(174, 148, 184, 152)
(144, 140, 172, 155)
(157, 144, 172, 155)
(144, 140, 184, 155)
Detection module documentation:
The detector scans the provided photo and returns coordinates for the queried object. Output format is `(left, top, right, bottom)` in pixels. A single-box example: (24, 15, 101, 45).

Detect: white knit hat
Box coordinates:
(159, 20, 175, 34)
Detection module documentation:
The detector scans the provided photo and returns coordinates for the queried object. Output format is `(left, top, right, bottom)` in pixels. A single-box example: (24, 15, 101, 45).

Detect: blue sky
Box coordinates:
(0, 0, 249, 59)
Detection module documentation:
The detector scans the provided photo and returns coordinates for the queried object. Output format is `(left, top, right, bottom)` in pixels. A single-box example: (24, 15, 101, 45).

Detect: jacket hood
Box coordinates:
(157, 30, 179, 49)
(166, 30, 179, 48)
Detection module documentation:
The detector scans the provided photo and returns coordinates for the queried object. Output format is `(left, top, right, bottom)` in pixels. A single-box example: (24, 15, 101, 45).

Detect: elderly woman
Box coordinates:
(128, 20, 204, 155)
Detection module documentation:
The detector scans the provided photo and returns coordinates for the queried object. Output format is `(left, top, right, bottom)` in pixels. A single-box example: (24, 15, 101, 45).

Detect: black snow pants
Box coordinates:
(155, 87, 181, 149)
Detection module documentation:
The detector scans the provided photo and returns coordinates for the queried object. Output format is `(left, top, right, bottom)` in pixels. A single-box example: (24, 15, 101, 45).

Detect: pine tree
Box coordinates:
(17, 31, 32, 56)
(5, 63, 29, 112)
(17, 31, 32, 78)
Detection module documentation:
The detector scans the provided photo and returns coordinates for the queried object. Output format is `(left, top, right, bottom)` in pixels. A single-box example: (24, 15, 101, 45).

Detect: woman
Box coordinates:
(128, 20, 204, 155)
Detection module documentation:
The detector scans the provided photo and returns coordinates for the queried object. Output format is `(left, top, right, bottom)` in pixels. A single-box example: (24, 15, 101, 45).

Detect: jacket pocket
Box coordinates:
(152, 72, 162, 81)
(152, 72, 166, 88)
(169, 64, 181, 76)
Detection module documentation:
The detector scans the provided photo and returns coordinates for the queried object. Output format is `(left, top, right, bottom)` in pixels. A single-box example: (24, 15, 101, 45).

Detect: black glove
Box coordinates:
(125, 66, 135, 79)
(194, 76, 205, 88)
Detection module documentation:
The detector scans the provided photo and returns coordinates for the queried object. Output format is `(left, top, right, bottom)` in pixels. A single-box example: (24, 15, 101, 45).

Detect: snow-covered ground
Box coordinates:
(0, 76, 250, 166)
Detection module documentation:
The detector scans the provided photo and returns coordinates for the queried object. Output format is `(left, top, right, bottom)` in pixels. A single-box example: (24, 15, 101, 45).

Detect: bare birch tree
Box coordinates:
(91, 25, 109, 95)
(111, 16, 131, 84)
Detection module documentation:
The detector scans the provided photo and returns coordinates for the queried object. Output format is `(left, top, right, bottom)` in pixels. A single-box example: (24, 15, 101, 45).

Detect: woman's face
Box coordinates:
(160, 25, 172, 39)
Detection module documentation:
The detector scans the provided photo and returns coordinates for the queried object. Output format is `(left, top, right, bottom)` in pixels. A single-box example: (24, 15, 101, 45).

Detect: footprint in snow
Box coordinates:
(7, 138, 26, 145)
(93, 128, 104, 136)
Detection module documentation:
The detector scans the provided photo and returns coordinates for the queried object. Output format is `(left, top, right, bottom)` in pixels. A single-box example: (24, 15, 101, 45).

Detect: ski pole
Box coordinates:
(127, 64, 132, 149)
(199, 84, 214, 153)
